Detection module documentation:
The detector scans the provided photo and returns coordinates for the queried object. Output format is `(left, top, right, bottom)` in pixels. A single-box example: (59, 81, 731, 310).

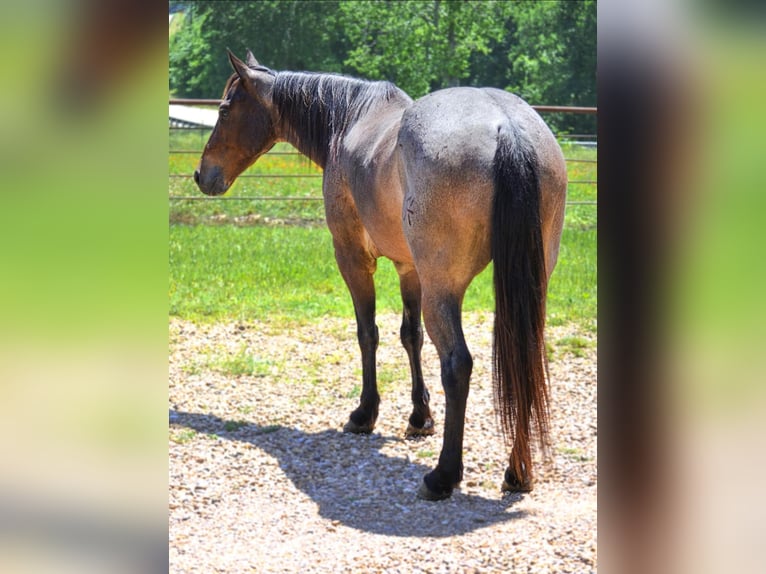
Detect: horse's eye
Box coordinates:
(219, 108, 229, 119)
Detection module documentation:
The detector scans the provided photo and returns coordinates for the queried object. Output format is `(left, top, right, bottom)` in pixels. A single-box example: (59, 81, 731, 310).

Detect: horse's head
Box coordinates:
(194, 50, 278, 196)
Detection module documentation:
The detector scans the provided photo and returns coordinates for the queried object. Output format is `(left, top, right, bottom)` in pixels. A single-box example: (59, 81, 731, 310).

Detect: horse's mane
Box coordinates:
(273, 71, 404, 166)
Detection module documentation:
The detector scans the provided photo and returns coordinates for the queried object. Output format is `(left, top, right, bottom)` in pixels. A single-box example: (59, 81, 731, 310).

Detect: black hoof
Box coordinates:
(405, 417, 435, 438)
(343, 407, 376, 434)
(417, 467, 461, 501)
(417, 479, 451, 501)
(502, 466, 533, 493)
(342, 418, 374, 434)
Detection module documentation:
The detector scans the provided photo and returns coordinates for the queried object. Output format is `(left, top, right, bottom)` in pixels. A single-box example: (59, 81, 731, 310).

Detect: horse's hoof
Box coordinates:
(417, 479, 452, 501)
(405, 417, 435, 438)
(417, 469, 458, 501)
(501, 468, 533, 493)
(342, 419, 374, 434)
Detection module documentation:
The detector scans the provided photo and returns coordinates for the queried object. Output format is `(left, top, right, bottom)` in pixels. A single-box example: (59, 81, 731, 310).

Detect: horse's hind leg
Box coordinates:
(503, 443, 534, 492)
(394, 262, 434, 437)
(417, 290, 472, 500)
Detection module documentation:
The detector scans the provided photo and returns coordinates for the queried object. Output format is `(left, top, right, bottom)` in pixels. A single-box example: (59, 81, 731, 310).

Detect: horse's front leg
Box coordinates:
(334, 242, 380, 434)
(394, 262, 434, 437)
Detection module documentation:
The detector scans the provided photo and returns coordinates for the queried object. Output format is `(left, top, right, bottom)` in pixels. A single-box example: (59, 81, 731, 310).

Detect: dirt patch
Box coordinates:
(169, 312, 596, 573)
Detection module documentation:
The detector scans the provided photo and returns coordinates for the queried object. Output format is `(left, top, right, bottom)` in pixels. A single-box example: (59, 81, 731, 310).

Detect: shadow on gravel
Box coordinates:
(171, 410, 527, 537)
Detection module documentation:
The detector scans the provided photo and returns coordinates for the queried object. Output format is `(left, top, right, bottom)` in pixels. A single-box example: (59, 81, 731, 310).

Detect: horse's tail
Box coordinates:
(491, 123, 550, 482)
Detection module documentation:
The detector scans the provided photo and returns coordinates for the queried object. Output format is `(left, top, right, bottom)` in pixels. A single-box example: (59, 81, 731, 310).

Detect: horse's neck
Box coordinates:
(273, 72, 403, 169)
(278, 124, 325, 168)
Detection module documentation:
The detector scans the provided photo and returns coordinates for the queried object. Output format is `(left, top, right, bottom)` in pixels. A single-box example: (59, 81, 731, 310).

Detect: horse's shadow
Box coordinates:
(170, 410, 526, 537)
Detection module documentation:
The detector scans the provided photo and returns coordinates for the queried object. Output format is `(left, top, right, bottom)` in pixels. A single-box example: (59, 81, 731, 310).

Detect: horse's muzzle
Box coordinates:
(194, 165, 228, 196)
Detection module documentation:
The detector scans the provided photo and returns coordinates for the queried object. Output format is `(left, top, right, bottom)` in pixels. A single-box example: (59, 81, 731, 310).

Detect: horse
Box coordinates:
(194, 50, 567, 500)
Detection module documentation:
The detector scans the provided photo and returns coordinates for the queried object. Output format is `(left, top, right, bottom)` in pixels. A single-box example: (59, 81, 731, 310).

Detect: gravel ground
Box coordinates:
(169, 312, 596, 573)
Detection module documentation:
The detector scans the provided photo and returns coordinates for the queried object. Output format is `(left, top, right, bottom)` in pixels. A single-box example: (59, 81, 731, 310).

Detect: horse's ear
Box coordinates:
(227, 49, 249, 79)
(245, 50, 259, 68)
(226, 49, 274, 102)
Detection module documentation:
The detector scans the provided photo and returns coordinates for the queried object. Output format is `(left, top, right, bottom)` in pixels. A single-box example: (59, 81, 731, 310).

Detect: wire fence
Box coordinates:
(169, 100, 596, 208)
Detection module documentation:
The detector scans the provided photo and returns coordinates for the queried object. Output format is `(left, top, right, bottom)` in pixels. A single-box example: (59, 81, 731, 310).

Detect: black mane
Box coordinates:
(273, 72, 404, 166)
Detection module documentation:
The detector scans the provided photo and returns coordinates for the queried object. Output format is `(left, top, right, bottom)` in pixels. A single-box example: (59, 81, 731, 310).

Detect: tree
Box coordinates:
(338, 0, 509, 98)
(170, 1, 344, 98)
(169, 6, 212, 97)
(169, 0, 596, 135)
(502, 1, 596, 133)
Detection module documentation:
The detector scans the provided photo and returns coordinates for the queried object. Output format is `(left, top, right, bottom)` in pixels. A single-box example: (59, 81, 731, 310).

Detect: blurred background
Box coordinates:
(0, 1, 167, 572)
(0, 0, 764, 572)
(598, 1, 766, 573)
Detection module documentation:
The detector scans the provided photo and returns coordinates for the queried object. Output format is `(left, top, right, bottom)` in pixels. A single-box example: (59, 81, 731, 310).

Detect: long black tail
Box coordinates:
(491, 123, 550, 482)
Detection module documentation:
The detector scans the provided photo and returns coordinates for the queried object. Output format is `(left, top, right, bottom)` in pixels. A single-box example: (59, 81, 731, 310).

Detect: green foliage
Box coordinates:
(339, 0, 508, 97)
(502, 0, 596, 134)
(169, 0, 595, 125)
(170, 1, 344, 98)
(169, 9, 213, 97)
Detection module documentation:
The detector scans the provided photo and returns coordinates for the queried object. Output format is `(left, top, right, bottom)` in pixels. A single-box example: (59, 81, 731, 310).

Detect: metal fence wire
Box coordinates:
(169, 101, 596, 206)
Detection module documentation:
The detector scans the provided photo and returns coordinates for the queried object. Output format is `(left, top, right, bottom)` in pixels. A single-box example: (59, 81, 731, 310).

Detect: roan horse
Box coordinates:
(194, 50, 567, 500)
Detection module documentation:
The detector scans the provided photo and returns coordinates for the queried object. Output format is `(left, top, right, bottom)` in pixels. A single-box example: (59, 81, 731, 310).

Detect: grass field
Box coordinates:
(169, 137, 596, 332)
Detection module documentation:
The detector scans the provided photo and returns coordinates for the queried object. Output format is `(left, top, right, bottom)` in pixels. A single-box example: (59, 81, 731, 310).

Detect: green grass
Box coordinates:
(213, 346, 277, 377)
(553, 335, 594, 358)
(170, 140, 326, 223)
(170, 224, 359, 320)
(182, 344, 280, 377)
(169, 141, 596, 330)
(224, 420, 248, 432)
(557, 445, 592, 462)
(171, 429, 197, 444)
